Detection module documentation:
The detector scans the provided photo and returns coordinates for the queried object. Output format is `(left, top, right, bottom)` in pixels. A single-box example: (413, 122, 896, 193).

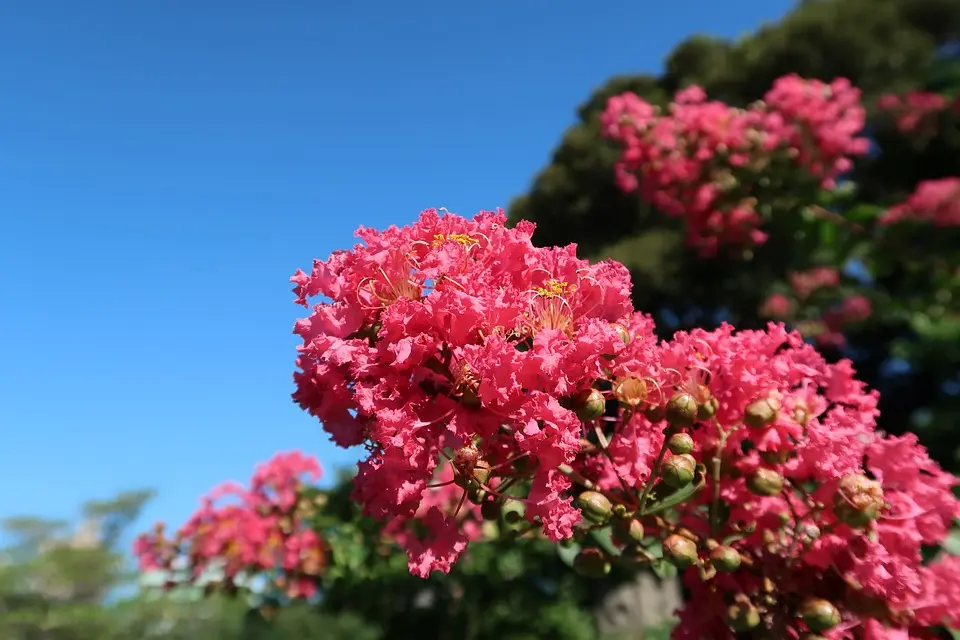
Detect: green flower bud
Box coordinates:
(744, 396, 780, 429)
(644, 403, 666, 422)
(746, 468, 783, 496)
(573, 548, 611, 578)
(698, 397, 718, 420)
(575, 491, 613, 524)
(663, 534, 698, 569)
(726, 602, 761, 632)
(661, 454, 697, 489)
(799, 598, 841, 632)
(667, 432, 695, 455)
(503, 501, 525, 525)
(613, 518, 645, 545)
(709, 546, 742, 572)
(833, 474, 885, 528)
(666, 392, 698, 427)
(573, 388, 606, 422)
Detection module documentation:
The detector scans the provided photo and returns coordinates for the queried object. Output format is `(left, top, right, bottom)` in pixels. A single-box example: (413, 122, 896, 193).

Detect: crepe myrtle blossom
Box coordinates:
(601, 75, 869, 256)
(291, 209, 960, 638)
(134, 452, 326, 599)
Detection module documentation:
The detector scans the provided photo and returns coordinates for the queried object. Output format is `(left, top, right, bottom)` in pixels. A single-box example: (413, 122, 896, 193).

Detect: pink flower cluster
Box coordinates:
(762, 267, 873, 350)
(877, 91, 956, 136)
(880, 178, 960, 227)
(292, 208, 634, 575)
(292, 210, 960, 637)
(601, 75, 869, 256)
(134, 452, 326, 599)
(381, 463, 487, 577)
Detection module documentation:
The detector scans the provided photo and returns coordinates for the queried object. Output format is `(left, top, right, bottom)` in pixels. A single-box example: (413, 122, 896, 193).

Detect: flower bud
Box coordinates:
(575, 491, 613, 524)
(644, 403, 665, 422)
(710, 545, 742, 572)
(697, 397, 719, 420)
(746, 468, 783, 496)
(663, 534, 698, 569)
(833, 474, 885, 528)
(503, 501, 525, 525)
(573, 548, 611, 578)
(613, 518, 645, 545)
(799, 598, 841, 632)
(661, 454, 697, 488)
(666, 392, 698, 427)
(573, 388, 606, 422)
(614, 377, 648, 408)
(667, 432, 695, 455)
(471, 464, 490, 486)
(726, 602, 761, 632)
(480, 500, 502, 521)
(744, 396, 780, 428)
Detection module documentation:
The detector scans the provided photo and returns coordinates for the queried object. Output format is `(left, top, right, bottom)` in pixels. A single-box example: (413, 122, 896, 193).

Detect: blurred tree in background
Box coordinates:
(0, 490, 377, 639)
(509, 0, 960, 471)
(137, 467, 668, 640)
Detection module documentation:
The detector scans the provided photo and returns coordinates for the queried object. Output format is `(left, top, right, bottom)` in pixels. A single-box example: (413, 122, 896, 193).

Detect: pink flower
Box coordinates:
(880, 178, 960, 226)
(601, 75, 868, 255)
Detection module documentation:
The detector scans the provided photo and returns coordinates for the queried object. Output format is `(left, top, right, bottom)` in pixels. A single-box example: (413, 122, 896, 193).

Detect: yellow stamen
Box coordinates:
(533, 279, 570, 298)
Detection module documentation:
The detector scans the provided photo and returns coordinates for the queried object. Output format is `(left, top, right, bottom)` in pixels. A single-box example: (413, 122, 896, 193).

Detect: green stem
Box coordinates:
(637, 431, 672, 514)
(709, 422, 730, 535)
(557, 464, 596, 490)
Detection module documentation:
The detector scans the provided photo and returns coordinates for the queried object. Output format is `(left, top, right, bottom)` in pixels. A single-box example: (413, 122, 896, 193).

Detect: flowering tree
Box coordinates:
(135, 453, 615, 640)
(134, 15, 960, 639)
(270, 205, 960, 638)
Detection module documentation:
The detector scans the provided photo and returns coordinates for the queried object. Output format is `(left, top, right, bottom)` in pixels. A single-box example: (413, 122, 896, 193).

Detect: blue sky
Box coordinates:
(0, 0, 794, 545)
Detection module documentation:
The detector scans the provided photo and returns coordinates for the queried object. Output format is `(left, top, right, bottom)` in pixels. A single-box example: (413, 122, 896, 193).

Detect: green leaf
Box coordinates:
(844, 203, 884, 223)
(588, 527, 620, 557)
(818, 219, 838, 249)
(641, 464, 707, 516)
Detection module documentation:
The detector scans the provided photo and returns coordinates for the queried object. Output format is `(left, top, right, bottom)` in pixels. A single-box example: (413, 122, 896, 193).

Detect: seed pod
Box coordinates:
(833, 474, 885, 528)
(709, 545, 742, 572)
(666, 392, 699, 427)
(575, 491, 613, 524)
(573, 548, 611, 578)
(663, 534, 698, 569)
(744, 396, 780, 428)
(799, 598, 841, 632)
(661, 454, 697, 488)
(573, 388, 607, 421)
(726, 602, 761, 632)
(746, 468, 783, 496)
(667, 432, 695, 455)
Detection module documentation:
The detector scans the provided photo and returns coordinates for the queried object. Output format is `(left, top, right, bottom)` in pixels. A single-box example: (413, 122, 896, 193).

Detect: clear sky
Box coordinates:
(0, 0, 794, 544)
